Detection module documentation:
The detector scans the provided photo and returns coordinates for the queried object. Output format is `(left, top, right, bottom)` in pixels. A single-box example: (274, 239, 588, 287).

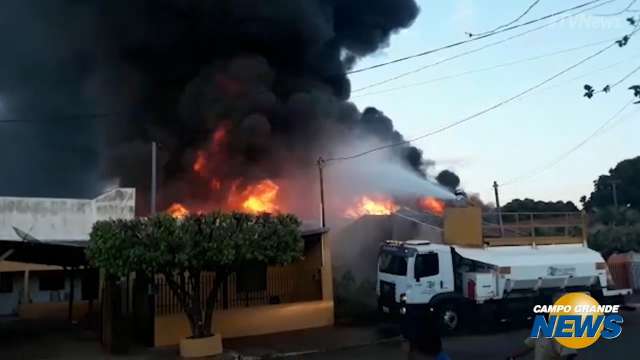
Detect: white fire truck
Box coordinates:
(376, 208, 631, 332)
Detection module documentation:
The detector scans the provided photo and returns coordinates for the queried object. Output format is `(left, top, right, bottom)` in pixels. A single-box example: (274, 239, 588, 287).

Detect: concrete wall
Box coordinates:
(18, 302, 90, 321)
(443, 207, 483, 247)
(154, 233, 335, 347)
(0, 271, 24, 315)
(0, 188, 135, 242)
(26, 270, 82, 304)
(93, 188, 136, 222)
(0, 268, 86, 316)
(155, 300, 334, 347)
(391, 215, 443, 243)
(0, 262, 64, 316)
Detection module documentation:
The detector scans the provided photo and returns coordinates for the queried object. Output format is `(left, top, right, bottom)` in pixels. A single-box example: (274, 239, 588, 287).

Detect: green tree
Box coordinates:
(87, 212, 303, 339)
(587, 206, 640, 257)
(584, 156, 640, 211)
(502, 198, 579, 213)
(589, 224, 640, 258)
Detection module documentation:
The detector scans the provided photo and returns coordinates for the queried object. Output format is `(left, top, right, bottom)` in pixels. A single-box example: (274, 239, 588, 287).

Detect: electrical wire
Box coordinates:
(351, 0, 615, 93)
(347, 0, 613, 75)
(0, 113, 122, 123)
(600, 106, 640, 133)
(325, 35, 630, 164)
(352, 38, 615, 98)
(467, 0, 542, 37)
(606, 61, 640, 88)
(500, 99, 635, 187)
(595, 0, 639, 15)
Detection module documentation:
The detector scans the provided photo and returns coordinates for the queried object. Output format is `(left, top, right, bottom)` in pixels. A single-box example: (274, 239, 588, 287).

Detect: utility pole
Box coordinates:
(609, 179, 621, 209)
(317, 157, 326, 228)
(609, 179, 621, 227)
(493, 181, 504, 236)
(150, 141, 157, 215)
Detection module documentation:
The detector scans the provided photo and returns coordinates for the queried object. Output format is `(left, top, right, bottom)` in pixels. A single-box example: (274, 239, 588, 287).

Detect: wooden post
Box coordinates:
(68, 267, 75, 322)
(582, 211, 588, 246)
(317, 157, 326, 228)
(23, 270, 30, 304)
(150, 141, 157, 215)
(530, 213, 535, 237)
(493, 181, 504, 236)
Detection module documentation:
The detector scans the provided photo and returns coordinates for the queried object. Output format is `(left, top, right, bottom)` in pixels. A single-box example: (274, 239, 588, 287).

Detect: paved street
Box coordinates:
(301, 309, 640, 360)
(1, 309, 637, 359)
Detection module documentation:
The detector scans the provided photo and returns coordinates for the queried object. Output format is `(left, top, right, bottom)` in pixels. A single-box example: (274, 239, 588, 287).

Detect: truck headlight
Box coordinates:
(400, 307, 407, 315)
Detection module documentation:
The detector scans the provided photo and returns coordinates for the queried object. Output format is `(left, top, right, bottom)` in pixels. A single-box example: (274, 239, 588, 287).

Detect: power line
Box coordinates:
(352, 38, 614, 98)
(347, 0, 613, 75)
(500, 99, 635, 187)
(607, 61, 640, 88)
(467, 0, 542, 37)
(541, 55, 636, 88)
(0, 113, 122, 123)
(586, 58, 640, 95)
(354, 41, 628, 100)
(596, 0, 639, 15)
(351, 0, 614, 93)
(326, 32, 635, 164)
(601, 105, 640, 133)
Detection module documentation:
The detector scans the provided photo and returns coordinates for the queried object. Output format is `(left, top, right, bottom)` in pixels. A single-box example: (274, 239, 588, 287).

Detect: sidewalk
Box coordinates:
(223, 324, 402, 358)
(626, 293, 640, 306)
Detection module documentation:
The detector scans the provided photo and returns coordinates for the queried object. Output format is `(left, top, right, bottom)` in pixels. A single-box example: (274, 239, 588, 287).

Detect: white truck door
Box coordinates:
(411, 248, 454, 303)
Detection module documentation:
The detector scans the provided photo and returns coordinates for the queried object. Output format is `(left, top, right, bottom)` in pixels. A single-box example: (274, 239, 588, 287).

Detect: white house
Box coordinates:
(0, 188, 135, 318)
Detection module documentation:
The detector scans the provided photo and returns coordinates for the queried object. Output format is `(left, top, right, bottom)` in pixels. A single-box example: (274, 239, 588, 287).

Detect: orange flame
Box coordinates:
(193, 151, 206, 175)
(344, 196, 398, 219)
(210, 178, 222, 191)
(419, 197, 445, 216)
(229, 179, 280, 214)
(213, 126, 227, 148)
(167, 203, 189, 219)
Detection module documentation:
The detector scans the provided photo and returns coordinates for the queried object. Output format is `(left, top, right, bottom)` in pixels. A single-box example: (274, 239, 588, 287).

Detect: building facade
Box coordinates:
(152, 226, 334, 346)
(0, 188, 135, 318)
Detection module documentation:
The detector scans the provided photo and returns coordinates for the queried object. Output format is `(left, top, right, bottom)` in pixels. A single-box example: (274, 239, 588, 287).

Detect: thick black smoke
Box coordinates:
(0, 0, 426, 207)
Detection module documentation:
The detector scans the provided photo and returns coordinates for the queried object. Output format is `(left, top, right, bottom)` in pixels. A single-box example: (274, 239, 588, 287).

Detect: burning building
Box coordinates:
(0, 0, 459, 223)
(0, 0, 480, 349)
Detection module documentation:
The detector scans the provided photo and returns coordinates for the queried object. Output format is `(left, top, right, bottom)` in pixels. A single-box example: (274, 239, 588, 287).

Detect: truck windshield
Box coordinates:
(378, 252, 407, 276)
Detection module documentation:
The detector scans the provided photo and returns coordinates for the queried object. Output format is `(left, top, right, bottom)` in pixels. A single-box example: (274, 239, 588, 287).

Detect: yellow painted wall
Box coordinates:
(321, 236, 333, 301)
(18, 302, 90, 321)
(0, 261, 61, 272)
(154, 300, 334, 347)
(154, 233, 335, 347)
(443, 207, 483, 247)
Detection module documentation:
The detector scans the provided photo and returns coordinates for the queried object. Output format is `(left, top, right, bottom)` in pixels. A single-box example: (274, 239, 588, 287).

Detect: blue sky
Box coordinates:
(349, 0, 639, 205)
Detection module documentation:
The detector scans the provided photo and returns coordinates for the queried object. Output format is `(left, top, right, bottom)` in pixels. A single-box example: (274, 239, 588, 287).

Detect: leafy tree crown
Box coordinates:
(87, 212, 304, 277)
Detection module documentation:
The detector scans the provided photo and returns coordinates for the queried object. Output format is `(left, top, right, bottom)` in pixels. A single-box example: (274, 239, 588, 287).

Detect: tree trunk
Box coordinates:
(164, 273, 200, 338)
(203, 270, 227, 335)
(165, 271, 226, 339)
(190, 271, 207, 338)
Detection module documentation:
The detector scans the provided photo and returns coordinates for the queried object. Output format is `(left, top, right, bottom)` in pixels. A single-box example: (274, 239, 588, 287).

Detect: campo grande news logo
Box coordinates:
(530, 292, 624, 349)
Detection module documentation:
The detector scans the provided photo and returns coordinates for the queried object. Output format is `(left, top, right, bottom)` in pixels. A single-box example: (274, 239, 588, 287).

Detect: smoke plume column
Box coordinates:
(0, 0, 430, 212)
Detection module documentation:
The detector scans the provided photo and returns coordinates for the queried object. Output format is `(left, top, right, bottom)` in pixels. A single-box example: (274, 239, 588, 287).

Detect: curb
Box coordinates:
(231, 336, 403, 359)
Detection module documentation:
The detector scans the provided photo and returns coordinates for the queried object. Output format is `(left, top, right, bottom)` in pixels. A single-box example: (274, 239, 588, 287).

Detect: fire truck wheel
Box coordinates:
(437, 303, 463, 334)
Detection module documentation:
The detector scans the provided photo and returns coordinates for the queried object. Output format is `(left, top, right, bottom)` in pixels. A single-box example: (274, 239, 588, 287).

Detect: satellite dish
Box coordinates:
(12, 227, 41, 243)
